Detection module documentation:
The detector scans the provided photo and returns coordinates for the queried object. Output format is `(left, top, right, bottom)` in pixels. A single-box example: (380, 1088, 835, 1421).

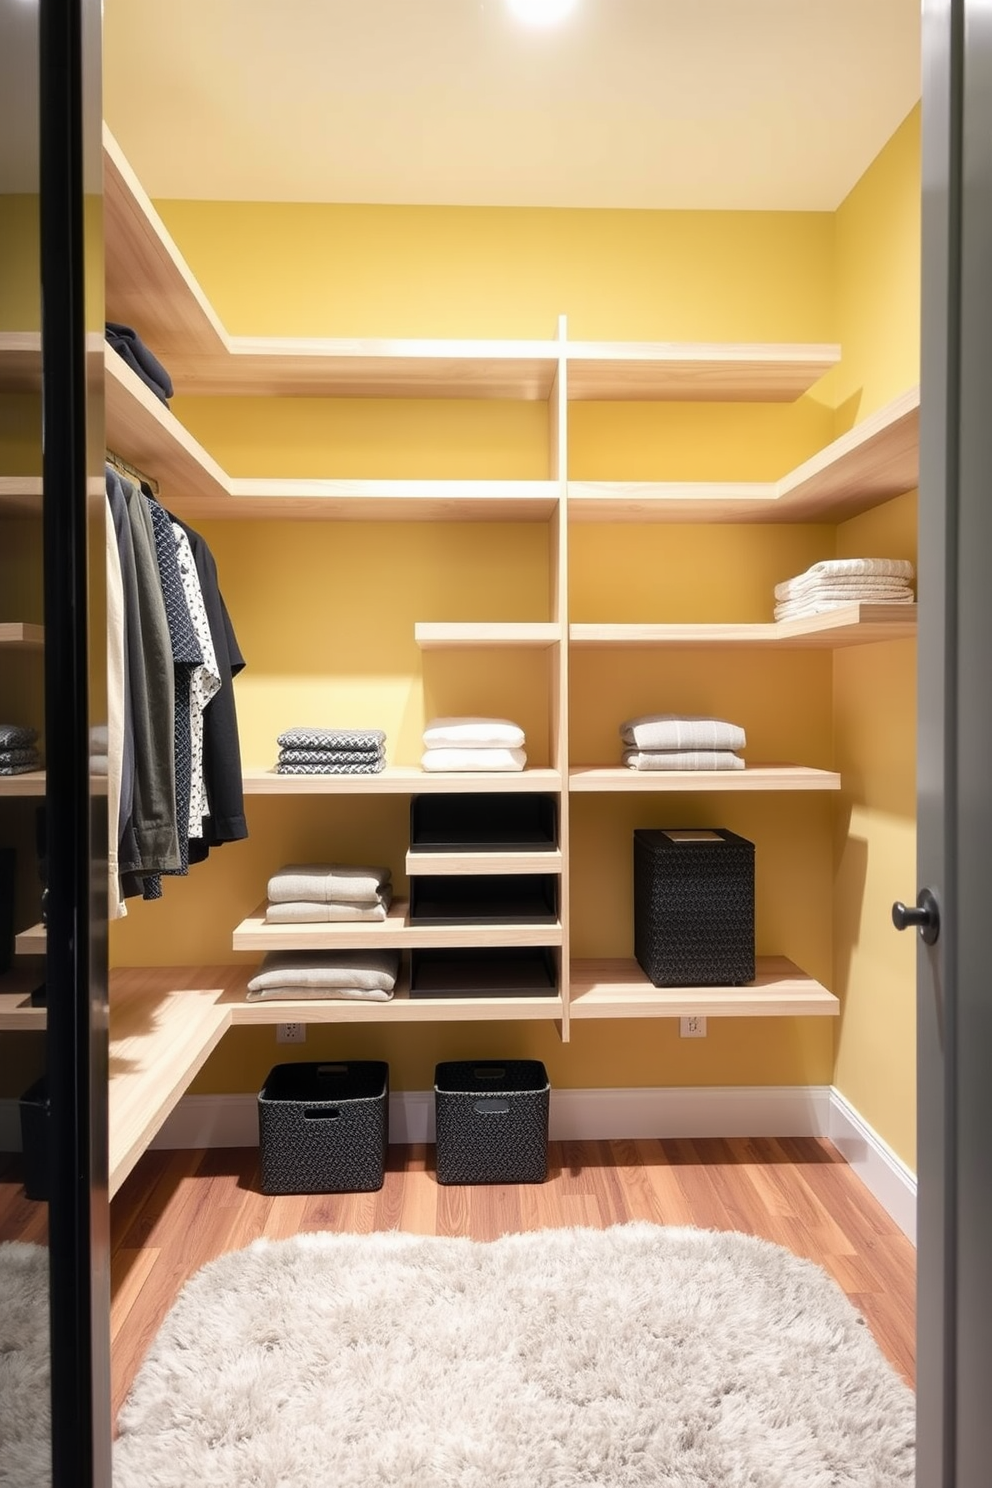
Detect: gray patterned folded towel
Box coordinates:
(623, 749, 745, 771)
(620, 715, 746, 753)
(277, 728, 387, 751)
(0, 725, 39, 749)
(0, 748, 41, 766)
(276, 759, 386, 775)
(265, 892, 393, 924)
(268, 863, 392, 904)
(278, 747, 386, 766)
(246, 950, 400, 1002)
(0, 761, 40, 776)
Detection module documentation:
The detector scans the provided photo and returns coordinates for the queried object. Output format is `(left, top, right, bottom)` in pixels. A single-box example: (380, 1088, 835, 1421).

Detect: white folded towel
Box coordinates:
(421, 747, 527, 772)
(246, 950, 400, 1001)
(265, 891, 393, 924)
(623, 750, 745, 771)
(423, 717, 525, 749)
(267, 863, 392, 905)
(774, 593, 915, 622)
(774, 557, 914, 603)
(620, 715, 746, 753)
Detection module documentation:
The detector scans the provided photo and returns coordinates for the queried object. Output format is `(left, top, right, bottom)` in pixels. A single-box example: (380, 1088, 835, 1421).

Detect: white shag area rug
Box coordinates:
(114, 1223, 915, 1488)
(0, 1241, 51, 1488)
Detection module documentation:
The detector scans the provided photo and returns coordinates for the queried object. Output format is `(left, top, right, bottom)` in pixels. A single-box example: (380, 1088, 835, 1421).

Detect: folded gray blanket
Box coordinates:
(278, 747, 386, 766)
(277, 728, 387, 751)
(0, 725, 39, 750)
(246, 950, 400, 1002)
(265, 892, 393, 924)
(623, 749, 745, 771)
(0, 761, 40, 776)
(276, 759, 386, 775)
(268, 863, 392, 904)
(0, 748, 41, 766)
(620, 715, 746, 752)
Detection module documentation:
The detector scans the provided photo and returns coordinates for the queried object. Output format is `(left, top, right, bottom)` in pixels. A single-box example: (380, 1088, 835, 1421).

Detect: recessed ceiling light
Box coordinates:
(506, 0, 579, 27)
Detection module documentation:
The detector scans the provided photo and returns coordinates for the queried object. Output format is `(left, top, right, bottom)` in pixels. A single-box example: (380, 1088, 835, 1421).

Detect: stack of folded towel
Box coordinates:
(620, 715, 746, 771)
(421, 717, 526, 773)
(246, 950, 401, 1002)
(0, 724, 41, 776)
(275, 727, 386, 775)
(774, 558, 915, 622)
(265, 863, 393, 923)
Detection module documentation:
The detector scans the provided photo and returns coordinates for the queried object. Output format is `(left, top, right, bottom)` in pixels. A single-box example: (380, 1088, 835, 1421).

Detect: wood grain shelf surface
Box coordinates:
(105, 348, 229, 505)
(219, 479, 559, 523)
(0, 971, 46, 1031)
(0, 477, 43, 516)
(13, 923, 46, 955)
(568, 764, 841, 791)
(0, 771, 46, 797)
(415, 621, 560, 648)
(224, 975, 563, 1026)
(569, 956, 838, 1018)
(0, 622, 44, 649)
(569, 604, 917, 649)
(0, 332, 42, 392)
(242, 766, 562, 794)
(232, 899, 564, 951)
(405, 848, 563, 874)
(565, 341, 840, 402)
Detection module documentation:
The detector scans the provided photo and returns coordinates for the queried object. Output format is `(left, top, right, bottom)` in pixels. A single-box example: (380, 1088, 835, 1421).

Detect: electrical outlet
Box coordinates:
(680, 1015, 707, 1038)
(276, 1022, 306, 1044)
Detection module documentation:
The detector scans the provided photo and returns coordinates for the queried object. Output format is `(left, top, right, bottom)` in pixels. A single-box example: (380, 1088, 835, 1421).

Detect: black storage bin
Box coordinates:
(257, 1060, 389, 1195)
(409, 874, 558, 926)
(410, 947, 557, 998)
(434, 1059, 549, 1184)
(18, 1077, 49, 1202)
(410, 793, 557, 852)
(633, 827, 755, 986)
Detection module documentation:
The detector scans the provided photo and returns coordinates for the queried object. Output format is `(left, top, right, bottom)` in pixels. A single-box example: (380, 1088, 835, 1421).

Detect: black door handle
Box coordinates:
(892, 888, 940, 945)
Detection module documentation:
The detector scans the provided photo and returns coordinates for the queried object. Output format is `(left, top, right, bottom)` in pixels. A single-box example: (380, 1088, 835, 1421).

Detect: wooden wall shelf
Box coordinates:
(569, 956, 838, 1018)
(405, 848, 563, 875)
(14, 922, 46, 955)
(569, 604, 917, 649)
(0, 971, 46, 1031)
(415, 621, 560, 649)
(231, 900, 564, 951)
(0, 622, 44, 649)
(0, 478, 43, 516)
(0, 771, 46, 797)
(568, 764, 840, 791)
(241, 766, 562, 794)
(565, 341, 840, 402)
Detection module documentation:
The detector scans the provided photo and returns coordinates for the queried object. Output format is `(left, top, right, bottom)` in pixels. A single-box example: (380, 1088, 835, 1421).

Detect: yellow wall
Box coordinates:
(110, 112, 920, 1134)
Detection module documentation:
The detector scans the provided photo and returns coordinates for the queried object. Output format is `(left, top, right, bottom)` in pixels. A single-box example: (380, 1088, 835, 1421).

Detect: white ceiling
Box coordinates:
(103, 0, 921, 211)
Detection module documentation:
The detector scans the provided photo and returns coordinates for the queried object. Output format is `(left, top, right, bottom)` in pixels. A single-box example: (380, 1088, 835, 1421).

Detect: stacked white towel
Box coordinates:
(620, 715, 746, 771)
(774, 558, 915, 622)
(421, 717, 527, 773)
(246, 950, 401, 1002)
(265, 862, 393, 924)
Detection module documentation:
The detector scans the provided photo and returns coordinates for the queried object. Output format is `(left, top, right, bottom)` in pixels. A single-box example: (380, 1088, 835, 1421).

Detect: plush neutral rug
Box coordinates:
(0, 1241, 52, 1488)
(114, 1223, 915, 1487)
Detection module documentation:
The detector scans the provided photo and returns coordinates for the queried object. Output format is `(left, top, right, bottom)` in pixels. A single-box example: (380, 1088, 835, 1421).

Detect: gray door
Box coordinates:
(917, 2, 992, 1482)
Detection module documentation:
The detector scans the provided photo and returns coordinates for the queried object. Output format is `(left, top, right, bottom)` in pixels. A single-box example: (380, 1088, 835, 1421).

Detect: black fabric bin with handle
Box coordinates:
(257, 1060, 389, 1195)
(633, 826, 755, 986)
(434, 1059, 549, 1185)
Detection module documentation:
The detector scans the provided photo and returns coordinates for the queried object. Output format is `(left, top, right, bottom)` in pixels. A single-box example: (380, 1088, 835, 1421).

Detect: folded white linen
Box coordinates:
(265, 892, 393, 924)
(619, 715, 746, 753)
(774, 557, 914, 602)
(89, 754, 109, 775)
(267, 863, 392, 905)
(246, 950, 400, 1001)
(623, 749, 745, 771)
(421, 747, 527, 772)
(422, 717, 525, 749)
(247, 985, 393, 1002)
(774, 594, 915, 622)
(89, 724, 109, 752)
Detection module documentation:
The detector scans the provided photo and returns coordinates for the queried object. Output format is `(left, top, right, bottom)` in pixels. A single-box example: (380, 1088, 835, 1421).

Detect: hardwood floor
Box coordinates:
(0, 1136, 916, 1422)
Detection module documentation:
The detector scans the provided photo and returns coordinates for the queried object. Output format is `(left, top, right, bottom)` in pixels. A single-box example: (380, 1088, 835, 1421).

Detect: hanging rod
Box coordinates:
(105, 448, 160, 496)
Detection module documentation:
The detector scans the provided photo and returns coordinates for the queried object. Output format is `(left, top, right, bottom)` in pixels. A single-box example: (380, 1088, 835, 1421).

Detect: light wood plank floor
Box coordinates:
(0, 1136, 916, 1422)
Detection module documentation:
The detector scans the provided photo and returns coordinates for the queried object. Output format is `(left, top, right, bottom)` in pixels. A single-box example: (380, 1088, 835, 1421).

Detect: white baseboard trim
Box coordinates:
(827, 1087, 917, 1243)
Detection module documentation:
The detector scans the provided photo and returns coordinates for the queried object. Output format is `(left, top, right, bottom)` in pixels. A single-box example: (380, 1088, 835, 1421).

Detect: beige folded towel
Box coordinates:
(620, 715, 746, 753)
(623, 750, 745, 771)
(423, 717, 525, 749)
(421, 747, 527, 772)
(267, 863, 391, 905)
(246, 950, 400, 1002)
(774, 557, 915, 603)
(265, 892, 393, 924)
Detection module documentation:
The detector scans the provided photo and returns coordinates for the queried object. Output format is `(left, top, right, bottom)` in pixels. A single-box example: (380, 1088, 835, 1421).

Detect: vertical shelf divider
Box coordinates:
(550, 314, 571, 1040)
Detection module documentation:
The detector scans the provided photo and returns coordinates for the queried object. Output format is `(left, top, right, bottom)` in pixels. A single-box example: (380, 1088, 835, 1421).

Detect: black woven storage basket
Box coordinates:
(434, 1059, 549, 1185)
(258, 1060, 389, 1195)
(633, 827, 755, 987)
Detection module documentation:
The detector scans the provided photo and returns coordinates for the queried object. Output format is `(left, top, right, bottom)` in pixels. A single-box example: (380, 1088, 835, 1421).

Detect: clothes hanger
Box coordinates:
(105, 447, 160, 497)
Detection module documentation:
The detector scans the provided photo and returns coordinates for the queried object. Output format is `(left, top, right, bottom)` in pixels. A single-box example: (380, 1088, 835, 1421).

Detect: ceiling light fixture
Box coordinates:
(506, 0, 579, 27)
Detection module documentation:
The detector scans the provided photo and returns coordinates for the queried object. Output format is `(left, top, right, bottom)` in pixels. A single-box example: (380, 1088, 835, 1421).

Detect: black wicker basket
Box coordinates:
(258, 1060, 389, 1195)
(633, 827, 754, 986)
(434, 1059, 549, 1185)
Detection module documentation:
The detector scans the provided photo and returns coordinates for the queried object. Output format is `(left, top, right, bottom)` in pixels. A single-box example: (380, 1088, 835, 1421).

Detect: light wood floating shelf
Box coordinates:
(0, 478, 43, 516)
(415, 621, 560, 649)
(105, 348, 229, 505)
(232, 900, 563, 951)
(0, 771, 46, 797)
(14, 923, 46, 955)
(568, 764, 840, 791)
(221, 479, 559, 523)
(0, 971, 46, 1031)
(0, 332, 42, 392)
(569, 956, 838, 1018)
(241, 766, 561, 794)
(569, 604, 917, 650)
(0, 622, 44, 649)
(565, 341, 840, 402)
(223, 974, 563, 1025)
(405, 848, 563, 875)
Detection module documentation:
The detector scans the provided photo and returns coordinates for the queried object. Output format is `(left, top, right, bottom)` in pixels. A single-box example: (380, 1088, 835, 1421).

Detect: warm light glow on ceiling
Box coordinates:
(506, 0, 579, 27)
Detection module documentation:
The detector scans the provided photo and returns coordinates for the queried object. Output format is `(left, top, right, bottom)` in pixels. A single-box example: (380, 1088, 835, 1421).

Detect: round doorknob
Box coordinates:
(891, 888, 940, 945)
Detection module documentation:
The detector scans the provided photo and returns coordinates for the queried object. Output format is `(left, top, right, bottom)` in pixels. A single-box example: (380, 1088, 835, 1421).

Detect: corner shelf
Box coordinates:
(415, 621, 560, 649)
(565, 341, 840, 402)
(568, 764, 840, 792)
(241, 766, 562, 794)
(569, 604, 917, 649)
(0, 478, 43, 516)
(0, 970, 46, 1031)
(14, 922, 46, 955)
(0, 622, 44, 649)
(569, 956, 838, 1018)
(231, 900, 563, 951)
(0, 771, 46, 797)
(223, 974, 563, 1025)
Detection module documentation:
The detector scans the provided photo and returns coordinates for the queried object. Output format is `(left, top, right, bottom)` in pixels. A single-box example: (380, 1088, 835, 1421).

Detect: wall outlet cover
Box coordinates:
(276, 1023, 306, 1044)
(680, 1016, 707, 1038)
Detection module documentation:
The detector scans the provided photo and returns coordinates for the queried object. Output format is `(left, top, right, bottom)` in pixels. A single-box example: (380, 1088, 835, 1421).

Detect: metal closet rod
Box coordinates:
(105, 448, 160, 496)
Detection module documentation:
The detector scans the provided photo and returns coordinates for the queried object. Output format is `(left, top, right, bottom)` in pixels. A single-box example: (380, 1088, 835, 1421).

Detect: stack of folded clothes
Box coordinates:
(420, 717, 526, 772)
(246, 950, 401, 1002)
(0, 724, 41, 776)
(620, 714, 746, 771)
(774, 557, 915, 621)
(265, 862, 392, 923)
(105, 322, 174, 405)
(275, 727, 386, 775)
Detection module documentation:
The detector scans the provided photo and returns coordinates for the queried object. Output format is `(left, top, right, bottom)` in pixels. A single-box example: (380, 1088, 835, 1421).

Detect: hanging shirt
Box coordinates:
(172, 522, 221, 836)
